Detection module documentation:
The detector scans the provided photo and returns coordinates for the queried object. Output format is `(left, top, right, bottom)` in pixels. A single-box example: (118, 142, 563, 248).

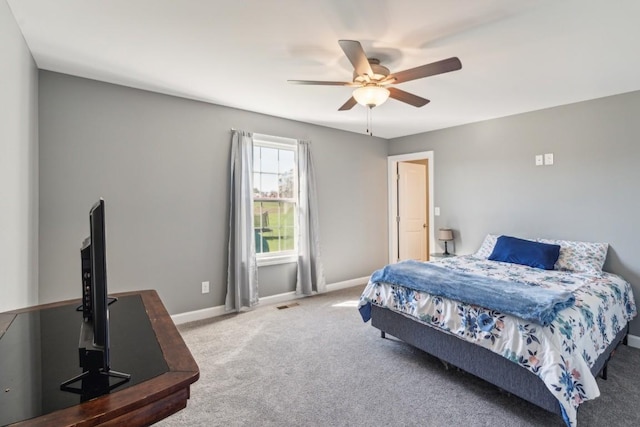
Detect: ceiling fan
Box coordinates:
(288, 40, 462, 111)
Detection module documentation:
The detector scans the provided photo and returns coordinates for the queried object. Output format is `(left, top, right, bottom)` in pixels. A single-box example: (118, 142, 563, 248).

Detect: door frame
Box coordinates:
(388, 151, 435, 264)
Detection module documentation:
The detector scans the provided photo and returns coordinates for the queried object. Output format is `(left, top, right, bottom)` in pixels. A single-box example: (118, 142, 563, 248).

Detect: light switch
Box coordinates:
(535, 155, 543, 166)
(544, 153, 554, 165)
(434, 207, 440, 216)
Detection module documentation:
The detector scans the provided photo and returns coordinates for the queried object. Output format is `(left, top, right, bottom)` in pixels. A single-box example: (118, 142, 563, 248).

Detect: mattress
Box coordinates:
(358, 255, 637, 426)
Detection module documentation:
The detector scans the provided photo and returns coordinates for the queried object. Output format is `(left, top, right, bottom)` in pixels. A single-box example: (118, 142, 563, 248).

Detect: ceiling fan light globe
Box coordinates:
(353, 86, 390, 107)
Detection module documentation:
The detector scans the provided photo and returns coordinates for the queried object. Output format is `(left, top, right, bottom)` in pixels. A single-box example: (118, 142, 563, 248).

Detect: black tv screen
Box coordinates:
(89, 199, 110, 369)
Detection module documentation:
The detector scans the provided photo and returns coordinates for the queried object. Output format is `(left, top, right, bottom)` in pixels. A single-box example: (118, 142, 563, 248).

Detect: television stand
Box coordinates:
(0, 290, 199, 426)
(74, 296, 119, 313)
(60, 307, 131, 395)
(60, 367, 131, 401)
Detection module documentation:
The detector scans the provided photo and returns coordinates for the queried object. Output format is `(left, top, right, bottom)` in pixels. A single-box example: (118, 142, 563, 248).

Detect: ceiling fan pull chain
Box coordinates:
(365, 105, 369, 135)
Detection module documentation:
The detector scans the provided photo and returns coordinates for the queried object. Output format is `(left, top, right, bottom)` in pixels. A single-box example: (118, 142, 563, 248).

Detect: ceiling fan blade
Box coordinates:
(389, 57, 462, 84)
(288, 80, 353, 86)
(338, 40, 373, 78)
(388, 87, 430, 107)
(338, 97, 358, 111)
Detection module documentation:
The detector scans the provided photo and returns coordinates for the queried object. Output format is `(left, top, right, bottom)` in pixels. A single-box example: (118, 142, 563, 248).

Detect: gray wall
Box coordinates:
(389, 91, 640, 335)
(0, 1, 39, 312)
(38, 71, 388, 315)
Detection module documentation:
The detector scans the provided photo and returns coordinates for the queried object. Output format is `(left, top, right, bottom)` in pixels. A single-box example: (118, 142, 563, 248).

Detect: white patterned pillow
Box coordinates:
(474, 234, 500, 259)
(537, 238, 608, 274)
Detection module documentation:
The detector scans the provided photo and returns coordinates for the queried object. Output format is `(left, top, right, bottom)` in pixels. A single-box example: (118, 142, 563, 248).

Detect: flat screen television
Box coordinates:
(61, 199, 130, 395)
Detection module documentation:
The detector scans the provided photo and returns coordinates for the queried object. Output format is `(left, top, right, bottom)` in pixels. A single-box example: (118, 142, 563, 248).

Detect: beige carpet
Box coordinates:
(157, 285, 640, 426)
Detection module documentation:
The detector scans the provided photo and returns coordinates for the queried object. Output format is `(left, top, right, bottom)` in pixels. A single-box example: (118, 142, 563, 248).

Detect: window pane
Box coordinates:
(260, 173, 278, 198)
(279, 150, 295, 174)
(253, 202, 265, 229)
(278, 170, 294, 199)
(281, 226, 295, 251)
(254, 202, 269, 254)
(261, 147, 278, 173)
(279, 149, 295, 198)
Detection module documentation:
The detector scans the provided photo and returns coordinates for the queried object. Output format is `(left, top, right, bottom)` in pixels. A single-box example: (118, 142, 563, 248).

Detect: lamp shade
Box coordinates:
(352, 86, 390, 107)
(438, 229, 454, 241)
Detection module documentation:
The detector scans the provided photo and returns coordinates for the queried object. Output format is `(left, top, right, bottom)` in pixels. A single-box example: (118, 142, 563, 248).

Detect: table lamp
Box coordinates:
(438, 229, 454, 255)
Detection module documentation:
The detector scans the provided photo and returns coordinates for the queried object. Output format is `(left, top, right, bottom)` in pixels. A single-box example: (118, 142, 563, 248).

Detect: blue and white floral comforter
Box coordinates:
(358, 256, 637, 427)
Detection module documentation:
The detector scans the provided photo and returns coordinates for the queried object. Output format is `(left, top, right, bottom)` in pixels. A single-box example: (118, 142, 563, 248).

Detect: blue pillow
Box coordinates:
(488, 235, 560, 270)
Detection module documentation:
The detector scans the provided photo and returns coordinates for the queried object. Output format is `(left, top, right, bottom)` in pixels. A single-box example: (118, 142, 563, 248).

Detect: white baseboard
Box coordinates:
(170, 305, 228, 325)
(326, 276, 369, 292)
(627, 334, 640, 349)
(171, 276, 369, 326)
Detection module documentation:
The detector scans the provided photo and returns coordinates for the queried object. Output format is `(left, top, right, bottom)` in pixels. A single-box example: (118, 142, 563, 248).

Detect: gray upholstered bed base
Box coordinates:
(370, 304, 629, 418)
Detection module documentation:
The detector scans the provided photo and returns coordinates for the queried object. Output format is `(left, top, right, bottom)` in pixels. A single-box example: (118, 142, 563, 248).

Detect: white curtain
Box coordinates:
(296, 140, 326, 295)
(226, 130, 259, 311)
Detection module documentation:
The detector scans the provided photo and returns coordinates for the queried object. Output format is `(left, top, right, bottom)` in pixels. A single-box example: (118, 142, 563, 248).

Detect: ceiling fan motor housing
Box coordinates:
(353, 58, 390, 83)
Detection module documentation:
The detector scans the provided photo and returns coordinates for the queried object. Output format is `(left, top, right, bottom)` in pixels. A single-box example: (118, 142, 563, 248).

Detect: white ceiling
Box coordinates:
(7, 0, 640, 139)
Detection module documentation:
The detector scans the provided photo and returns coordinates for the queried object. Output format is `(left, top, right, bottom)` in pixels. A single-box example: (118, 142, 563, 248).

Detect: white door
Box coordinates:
(397, 162, 427, 261)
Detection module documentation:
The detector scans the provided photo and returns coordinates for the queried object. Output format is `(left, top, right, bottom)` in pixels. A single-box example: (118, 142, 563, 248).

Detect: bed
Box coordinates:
(358, 235, 637, 427)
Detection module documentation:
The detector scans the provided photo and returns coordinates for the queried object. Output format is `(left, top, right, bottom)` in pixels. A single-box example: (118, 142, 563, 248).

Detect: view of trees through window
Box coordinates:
(253, 144, 296, 254)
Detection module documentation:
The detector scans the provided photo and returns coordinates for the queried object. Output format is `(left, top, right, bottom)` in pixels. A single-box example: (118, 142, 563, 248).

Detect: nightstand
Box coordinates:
(430, 252, 456, 258)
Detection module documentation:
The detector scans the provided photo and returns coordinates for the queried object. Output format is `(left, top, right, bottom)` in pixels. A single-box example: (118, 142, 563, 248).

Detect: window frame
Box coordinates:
(252, 134, 298, 266)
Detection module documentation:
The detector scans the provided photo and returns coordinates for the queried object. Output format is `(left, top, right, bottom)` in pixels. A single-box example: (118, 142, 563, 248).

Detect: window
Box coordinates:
(253, 134, 297, 265)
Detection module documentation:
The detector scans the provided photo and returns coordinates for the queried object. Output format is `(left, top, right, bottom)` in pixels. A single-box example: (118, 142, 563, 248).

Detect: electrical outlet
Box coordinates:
(201, 281, 210, 294)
